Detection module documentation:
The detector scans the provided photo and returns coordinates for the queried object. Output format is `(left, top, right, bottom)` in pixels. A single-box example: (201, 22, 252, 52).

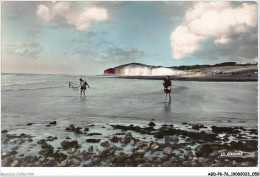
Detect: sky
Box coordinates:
(1, 1, 258, 75)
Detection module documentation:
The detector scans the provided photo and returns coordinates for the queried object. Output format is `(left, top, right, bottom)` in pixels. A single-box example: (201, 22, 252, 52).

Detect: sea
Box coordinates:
(1, 73, 258, 130)
(1, 73, 258, 158)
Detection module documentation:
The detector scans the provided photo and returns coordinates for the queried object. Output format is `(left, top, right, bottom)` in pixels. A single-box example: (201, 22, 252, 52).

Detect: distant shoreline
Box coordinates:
(103, 66, 258, 82)
(102, 75, 258, 82)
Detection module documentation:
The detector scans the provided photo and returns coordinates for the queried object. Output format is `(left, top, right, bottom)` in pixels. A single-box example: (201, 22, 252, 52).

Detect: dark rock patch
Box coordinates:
(49, 121, 57, 125)
(86, 139, 101, 143)
(148, 122, 156, 127)
(1, 130, 8, 133)
(61, 140, 80, 150)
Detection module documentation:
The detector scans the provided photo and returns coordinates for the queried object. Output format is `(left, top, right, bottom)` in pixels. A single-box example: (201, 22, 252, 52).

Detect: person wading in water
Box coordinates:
(79, 78, 90, 96)
(163, 76, 172, 102)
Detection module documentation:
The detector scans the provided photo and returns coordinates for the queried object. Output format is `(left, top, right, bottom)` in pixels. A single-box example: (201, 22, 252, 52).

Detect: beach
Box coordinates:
(1, 73, 258, 167)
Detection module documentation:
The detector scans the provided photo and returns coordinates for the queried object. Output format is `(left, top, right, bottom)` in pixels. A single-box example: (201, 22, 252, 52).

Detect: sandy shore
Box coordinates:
(1, 121, 258, 167)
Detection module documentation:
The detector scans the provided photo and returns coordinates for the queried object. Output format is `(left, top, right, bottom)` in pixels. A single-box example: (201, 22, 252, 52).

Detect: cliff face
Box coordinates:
(104, 63, 192, 76)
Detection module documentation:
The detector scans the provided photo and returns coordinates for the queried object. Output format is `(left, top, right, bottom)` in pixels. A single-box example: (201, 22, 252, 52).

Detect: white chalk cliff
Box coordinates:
(104, 63, 192, 76)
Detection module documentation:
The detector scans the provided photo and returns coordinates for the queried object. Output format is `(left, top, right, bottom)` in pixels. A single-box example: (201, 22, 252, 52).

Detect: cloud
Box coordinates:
(2, 43, 42, 59)
(171, 2, 258, 59)
(36, 2, 109, 31)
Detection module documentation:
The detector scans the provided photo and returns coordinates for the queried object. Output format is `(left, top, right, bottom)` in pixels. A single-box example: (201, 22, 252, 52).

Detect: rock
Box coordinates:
(116, 147, 123, 151)
(75, 127, 83, 134)
(84, 128, 89, 132)
(10, 160, 19, 167)
(169, 157, 176, 162)
(2, 156, 13, 166)
(34, 161, 41, 166)
(121, 137, 129, 144)
(92, 156, 101, 163)
(125, 132, 133, 138)
(241, 162, 249, 167)
(163, 147, 173, 155)
(86, 139, 100, 143)
(109, 136, 119, 143)
(198, 157, 207, 164)
(115, 133, 125, 135)
(210, 150, 218, 157)
(108, 143, 116, 150)
(87, 133, 102, 136)
(88, 146, 93, 153)
(73, 150, 82, 159)
(160, 161, 173, 167)
(11, 146, 19, 151)
(26, 123, 33, 126)
(143, 146, 150, 152)
(39, 157, 46, 162)
(49, 121, 56, 125)
(67, 148, 76, 154)
(46, 159, 58, 166)
(183, 161, 192, 166)
(186, 137, 192, 141)
(165, 135, 179, 144)
(130, 139, 135, 145)
(184, 150, 193, 157)
(66, 137, 71, 140)
(136, 141, 145, 147)
(249, 129, 257, 135)
(1, 130, 8, 133)
(1, 152, 8, 158)
(61, 140, 80, 150)
(59, 159, 69, 167)
(192, 124, 206, 130)
(148, 122, 156, 127)
(151, 143, 159, 150)
(28, 139, 33, 142)
(136, 149, 145, 154)
(101, 141, 110, 147)
(70, 158, 81, 166)
(191, 161, 198, 167)
(211, 126, 240, 134)
(46, 125, 51, 127)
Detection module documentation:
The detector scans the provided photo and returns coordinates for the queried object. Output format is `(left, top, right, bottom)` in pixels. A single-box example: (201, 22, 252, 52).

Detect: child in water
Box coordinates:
(79, 78, 90, 96)
(163, 76, 172, 102)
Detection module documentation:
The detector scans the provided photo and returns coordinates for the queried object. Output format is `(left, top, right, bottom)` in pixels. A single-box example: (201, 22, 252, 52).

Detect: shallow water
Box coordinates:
(1, 73, 258, 131)
(1, 73, 258, 161)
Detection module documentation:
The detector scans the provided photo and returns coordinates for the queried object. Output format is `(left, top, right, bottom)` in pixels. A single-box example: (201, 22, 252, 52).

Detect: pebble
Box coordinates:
(59, 159, 69, 167)
(2, 156, 13, 166)
(191, 161, 198, 167)
(88, 146, 93, 153)
(163, 147, 173, 155)
(101, 141, 110, 147)
(70, 158, 81, 166)
(198, 157, 207, 163)
(67, 148, 76, 154)
(10, 160, 19, 167)
(162, 161, 173, 167)
(183, 161, 191, 166)
(184, 150, 193, 157)
(130, 139, 135, 145)
(150, 143, 159, 150)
